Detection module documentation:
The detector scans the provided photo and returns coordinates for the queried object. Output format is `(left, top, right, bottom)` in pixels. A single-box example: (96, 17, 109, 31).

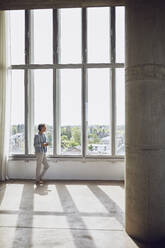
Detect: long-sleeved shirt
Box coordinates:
(34, 133, 47, 153)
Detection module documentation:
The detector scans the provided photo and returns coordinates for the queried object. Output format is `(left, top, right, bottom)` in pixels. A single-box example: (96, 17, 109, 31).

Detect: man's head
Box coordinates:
(38, 124, 46, 133)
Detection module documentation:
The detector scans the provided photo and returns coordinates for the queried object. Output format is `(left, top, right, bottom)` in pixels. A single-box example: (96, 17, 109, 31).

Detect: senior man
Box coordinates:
(34, 124, 50, 184)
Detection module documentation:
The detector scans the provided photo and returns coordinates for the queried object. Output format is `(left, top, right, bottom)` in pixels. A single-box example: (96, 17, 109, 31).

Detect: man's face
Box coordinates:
(41, 125, 46, 132)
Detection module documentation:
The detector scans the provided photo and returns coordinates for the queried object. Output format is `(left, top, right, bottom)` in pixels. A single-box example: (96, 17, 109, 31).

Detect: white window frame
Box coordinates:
(11, 7, 125, 159)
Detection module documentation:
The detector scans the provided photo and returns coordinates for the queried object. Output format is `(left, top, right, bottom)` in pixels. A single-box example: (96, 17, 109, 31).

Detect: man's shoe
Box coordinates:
(36, 179, 44, 184)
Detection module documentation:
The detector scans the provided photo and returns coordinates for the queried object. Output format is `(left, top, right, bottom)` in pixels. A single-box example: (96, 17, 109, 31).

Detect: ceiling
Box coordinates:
(0, 0, 126, 10)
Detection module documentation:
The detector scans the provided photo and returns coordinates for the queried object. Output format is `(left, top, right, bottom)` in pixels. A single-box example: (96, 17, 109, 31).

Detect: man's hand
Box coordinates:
(41, 143, 48, 147)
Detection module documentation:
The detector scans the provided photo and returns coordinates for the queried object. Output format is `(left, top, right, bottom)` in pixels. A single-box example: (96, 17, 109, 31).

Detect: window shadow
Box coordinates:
(56, 184, 97, 248)
(87, 184, 124, 227)
(0, 182, 6, 205)
(12, 184, 34, 248)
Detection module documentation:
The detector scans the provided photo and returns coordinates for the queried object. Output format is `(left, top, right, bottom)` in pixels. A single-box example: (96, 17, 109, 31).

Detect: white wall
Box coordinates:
(8, 159, 125, 180)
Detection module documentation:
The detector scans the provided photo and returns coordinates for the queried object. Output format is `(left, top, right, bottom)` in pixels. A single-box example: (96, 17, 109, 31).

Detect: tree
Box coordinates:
(12, 126, 17, 135)
(66, 126, 72, 140)
(69, 140, 79, 147)
(61, 135, 69, 149)
(88, 144, 93, 151)
(89, 133, 100, 144)
(71, 127, 81, 145)
(61, 126, 72, 140)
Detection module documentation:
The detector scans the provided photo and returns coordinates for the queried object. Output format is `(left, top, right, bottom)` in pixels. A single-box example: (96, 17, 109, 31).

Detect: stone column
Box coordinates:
(125, 0, 165, 242)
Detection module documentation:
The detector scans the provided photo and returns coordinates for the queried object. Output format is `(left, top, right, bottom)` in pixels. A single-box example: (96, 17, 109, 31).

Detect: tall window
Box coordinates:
(31, 9, 53, 64)
(9, 7, 125, 158)
(32, 70, 53, 154)
(10, 70, 25, 154)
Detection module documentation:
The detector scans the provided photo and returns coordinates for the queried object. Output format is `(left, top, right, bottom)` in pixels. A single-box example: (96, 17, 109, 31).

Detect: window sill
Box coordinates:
(9, 155, 125, 162)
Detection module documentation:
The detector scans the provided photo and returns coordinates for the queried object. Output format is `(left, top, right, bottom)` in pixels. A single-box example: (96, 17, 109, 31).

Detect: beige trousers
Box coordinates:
(36, 153, 49, 181)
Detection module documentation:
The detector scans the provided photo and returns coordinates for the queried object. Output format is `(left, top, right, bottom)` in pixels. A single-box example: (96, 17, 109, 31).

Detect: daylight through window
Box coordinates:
(9, 7, 125, 158)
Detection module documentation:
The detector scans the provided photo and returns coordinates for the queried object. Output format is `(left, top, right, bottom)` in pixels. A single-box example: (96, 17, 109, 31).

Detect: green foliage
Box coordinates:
(12, 124, 24, 135)
(88, 133, 100, 144)
(11, 124, 113, 152)
(61, 126, 81, 149)
(61, 126, 72, 140)
(71, 127, 81, 144)
(12, 126, 17, 135)
(88, 144, 93, 151)
(61, 135, 70, 149)
(88, 125, 110, 144)
(68, 139, 79, 147)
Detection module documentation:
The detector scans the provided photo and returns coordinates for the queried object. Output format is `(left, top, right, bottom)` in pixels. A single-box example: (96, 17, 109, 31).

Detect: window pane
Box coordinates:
(10, 10, 25, 64)
(116, 7, 125, 63)
(87, 69, 111, 155)
(10, 71, 25, 154)
(87, 7, 110, 63)
(60, 8, 82, 64)
(58, 69, 82, 155)
(116, 69, 125, 155)
(32, 9, 53, 64)
(33, 70, 53, 155)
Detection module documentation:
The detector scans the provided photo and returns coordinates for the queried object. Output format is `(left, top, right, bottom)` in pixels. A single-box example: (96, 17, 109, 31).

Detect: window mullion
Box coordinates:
(53, 9, 59, 156)
(25, 10, 30, 64)
(110, 7, 116, 156)
(26, 10, 35, 155)
(24, 10, 30, 155)
(82, 8, 87, 158)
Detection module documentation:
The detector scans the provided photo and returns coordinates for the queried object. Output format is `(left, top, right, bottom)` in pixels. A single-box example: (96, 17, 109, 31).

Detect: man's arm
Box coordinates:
(43, 134, 48, 146)
(34, 135, 42, 148)
(34, 134, 48, 148)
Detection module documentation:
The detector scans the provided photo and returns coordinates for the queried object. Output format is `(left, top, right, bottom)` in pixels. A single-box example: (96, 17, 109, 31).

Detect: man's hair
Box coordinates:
(38, 124, 45, 131)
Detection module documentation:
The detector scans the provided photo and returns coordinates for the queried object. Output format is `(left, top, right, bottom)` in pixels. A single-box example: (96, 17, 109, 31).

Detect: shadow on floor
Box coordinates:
(56, 183, 98, 248)
(3, 180, 165, 248)
(12, 184, 34, 248)
(132, 237, 165, 248)
(0, 182, 6, 205)
(87, 184, 124, 226)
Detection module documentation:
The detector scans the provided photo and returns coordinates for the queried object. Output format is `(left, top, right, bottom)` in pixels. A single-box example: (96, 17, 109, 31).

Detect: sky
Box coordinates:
(10, 7, 125, 126)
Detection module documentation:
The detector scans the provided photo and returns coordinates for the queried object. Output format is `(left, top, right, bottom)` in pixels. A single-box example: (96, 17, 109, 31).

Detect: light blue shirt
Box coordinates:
(34, 133, 47, 153)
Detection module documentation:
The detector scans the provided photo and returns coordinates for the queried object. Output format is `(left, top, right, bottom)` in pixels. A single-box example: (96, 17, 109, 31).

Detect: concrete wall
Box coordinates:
(0, 0, 125, 10)
(8, 159, 125, 180)
(125, 0, 165, 242)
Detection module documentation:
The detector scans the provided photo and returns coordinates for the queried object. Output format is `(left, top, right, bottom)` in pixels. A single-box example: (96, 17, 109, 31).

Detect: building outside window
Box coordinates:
(9, 7, 125, 158)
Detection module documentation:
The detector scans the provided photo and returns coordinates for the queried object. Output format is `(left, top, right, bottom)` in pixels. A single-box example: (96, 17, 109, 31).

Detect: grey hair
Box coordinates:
(38, 124, 45, 131)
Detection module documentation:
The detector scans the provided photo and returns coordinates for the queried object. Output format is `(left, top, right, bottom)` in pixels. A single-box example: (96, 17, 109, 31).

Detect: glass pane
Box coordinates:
(116, 69, 125, 155)
(87, 69, 111, 155)
(116, 7, 125, 63)
(10, 10, 25, 64)
(32, 9, 53, 64)
(60, 8, 82, 64)
(33, 70, 53, 155)
(58, 69, 82, 155)
(10, 71, 25, 154)
(87, 7, 110, 63)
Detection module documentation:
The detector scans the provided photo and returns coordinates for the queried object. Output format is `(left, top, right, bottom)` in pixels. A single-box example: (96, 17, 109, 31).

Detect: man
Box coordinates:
(34, 124, 49, 184)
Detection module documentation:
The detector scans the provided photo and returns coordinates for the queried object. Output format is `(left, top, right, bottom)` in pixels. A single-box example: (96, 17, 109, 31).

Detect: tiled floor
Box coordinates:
(0, 181, 163, 248)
